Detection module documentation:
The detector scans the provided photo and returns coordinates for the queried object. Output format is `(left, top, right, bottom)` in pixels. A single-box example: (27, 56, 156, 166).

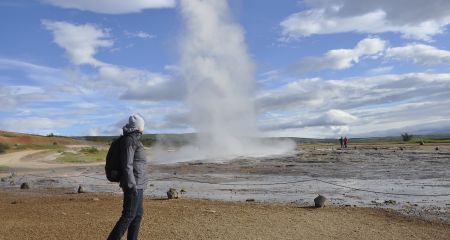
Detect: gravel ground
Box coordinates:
(0, 189, 449, 240)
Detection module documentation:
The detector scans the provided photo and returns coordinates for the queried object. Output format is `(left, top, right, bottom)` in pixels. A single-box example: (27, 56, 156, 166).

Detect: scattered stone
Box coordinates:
(9, 180, 15, 185)
(11, 200, 20, 204)
(205, 209, 216, 213)
(384, 200, 397, 205)
(77, 185, 87, 193)
(399, 147, 404, 151)
(314, 195, 327, 208)
(20, 182, 30, 190)
(435, 147, 439, 151)
(419, 140, 424, 145)
(1, 177, 7, 182)
(92, 197, 100, 201)
(373, 147, 378, 150)
(180, 189, 186, 194)
(149, 184, 154, 187)
(11, 172, 17, 177)
(188, 162, 203, 166)
(37, 178, 58, 184)
(167, 188, 179, 199)
(246, 198, 255, 202)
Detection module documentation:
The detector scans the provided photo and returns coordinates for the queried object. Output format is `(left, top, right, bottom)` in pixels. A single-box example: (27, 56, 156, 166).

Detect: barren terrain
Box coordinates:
(0, 189, 448, 240)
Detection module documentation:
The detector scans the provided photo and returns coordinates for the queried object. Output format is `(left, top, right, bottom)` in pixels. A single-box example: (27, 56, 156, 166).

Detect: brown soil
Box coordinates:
(0, 130, 79, 145)
(0, 189, 448, 240)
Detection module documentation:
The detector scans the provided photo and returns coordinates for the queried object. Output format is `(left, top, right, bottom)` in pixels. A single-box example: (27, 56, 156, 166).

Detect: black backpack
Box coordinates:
(105, 135, 124, 182)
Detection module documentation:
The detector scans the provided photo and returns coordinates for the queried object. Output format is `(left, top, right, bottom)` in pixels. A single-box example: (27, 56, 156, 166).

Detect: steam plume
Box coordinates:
(154, 0, 295, 163)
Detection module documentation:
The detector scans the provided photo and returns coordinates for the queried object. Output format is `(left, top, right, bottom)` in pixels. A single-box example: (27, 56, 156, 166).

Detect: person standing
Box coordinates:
(339, 136, 344, 148)
(108, 114, 148, 240)
(344, 136, 348, 148)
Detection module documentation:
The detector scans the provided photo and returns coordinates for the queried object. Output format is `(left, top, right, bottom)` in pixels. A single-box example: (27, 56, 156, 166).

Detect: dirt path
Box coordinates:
(0, 150, 48, 169)
(0, 149, 103, 171)
(0, 189, 448, 240)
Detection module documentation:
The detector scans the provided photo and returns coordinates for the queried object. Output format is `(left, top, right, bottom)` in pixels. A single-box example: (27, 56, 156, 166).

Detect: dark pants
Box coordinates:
(108, 189, 144, 240)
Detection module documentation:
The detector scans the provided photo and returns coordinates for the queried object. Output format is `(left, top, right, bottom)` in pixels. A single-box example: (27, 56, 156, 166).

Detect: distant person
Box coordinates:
(339, 136, 344, 148)
(108, 114, 148, 240)
(344, 136, 348, 148)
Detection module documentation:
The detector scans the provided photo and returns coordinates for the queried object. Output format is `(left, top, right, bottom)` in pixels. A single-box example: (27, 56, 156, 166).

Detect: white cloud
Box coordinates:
(281, 0, 450, 41)
(42, 0, 176, 14)
(261, 109, 357, 130)
(96, 64, 184, 101)
(88, 128, 100, 136)
(0, 85, 47, 111)
(366, 66, 393, 75)
(387, 44, 450, 65)
(258, 73, 450, 112)
(42, 20, 182, 102)
(257, 72, 450, 136)
(319, 109, 358, 126)
(0, 117, 76, 134)
(291, 37, 385, 74)
(42, 20, 113, 66)
(125, 30, 156, 39)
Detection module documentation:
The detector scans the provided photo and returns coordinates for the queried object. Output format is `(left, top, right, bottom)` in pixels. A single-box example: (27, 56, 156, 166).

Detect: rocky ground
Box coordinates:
(0, 188, 449, 240)
(1, 142, 449, 239)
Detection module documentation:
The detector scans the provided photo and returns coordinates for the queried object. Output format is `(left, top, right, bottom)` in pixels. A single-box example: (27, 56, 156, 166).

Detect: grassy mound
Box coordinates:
(56, 147, 107, 163)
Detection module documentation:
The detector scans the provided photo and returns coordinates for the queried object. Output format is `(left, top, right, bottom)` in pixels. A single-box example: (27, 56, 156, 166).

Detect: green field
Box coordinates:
(0, 165, 9, 172)
(56, 147, 107, 163)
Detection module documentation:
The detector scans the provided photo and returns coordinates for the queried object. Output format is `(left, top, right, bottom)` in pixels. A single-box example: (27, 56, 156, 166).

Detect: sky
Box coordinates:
(1, 0, 450, 138)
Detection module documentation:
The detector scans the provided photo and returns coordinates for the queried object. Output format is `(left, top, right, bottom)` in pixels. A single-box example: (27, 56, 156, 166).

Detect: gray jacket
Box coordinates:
(119, 132, 148, 190)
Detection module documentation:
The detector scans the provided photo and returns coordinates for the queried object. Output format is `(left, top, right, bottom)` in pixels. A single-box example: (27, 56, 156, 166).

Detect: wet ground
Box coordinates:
(1, 143, 449, 223)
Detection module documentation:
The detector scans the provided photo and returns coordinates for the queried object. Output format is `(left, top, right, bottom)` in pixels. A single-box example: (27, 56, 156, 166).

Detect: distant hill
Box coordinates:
(79, 133, 195, 147)
(0, 130, 80, 146)
(3, 130, 450, 149)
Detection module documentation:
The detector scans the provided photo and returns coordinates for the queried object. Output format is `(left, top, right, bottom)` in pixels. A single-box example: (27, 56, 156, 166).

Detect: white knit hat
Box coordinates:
(128, 114, 145, 132)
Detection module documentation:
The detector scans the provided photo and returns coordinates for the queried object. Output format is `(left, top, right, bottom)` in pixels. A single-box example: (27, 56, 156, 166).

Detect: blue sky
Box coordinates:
(1, 0, 450, 138)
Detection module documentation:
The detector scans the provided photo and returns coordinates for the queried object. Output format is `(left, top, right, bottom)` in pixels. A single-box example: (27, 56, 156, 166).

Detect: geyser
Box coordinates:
(154, 0, 295, 163)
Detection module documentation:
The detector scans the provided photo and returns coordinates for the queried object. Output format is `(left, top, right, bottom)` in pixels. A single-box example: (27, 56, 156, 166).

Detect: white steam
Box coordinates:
(153, 0, 295, 163)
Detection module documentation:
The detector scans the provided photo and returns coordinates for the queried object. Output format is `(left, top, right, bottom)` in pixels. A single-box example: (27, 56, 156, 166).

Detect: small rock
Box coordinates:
(180, 189, 186, 194)
(20, 182, 30, 189)
(11, 172, 17, 177)
(246, 198, 255, 202)
(167, 188, 179, 199)
(1, 177, 7, 182)
(435, 147, 439, 151)
(205, 209, 216, 213)
(384, 200, 397, 205)
(9, 180, 15, 185)
(419, 140, 424, 145)
(399, 147, 404, 151)
(92, 197, 100, 201)
(77, 185, 87, 193)
(314, 195, 327, 208)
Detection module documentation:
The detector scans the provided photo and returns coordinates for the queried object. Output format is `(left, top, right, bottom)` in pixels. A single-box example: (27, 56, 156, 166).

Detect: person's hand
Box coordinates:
(131, 186, 138, 196)
(126, 186, 137, 196)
